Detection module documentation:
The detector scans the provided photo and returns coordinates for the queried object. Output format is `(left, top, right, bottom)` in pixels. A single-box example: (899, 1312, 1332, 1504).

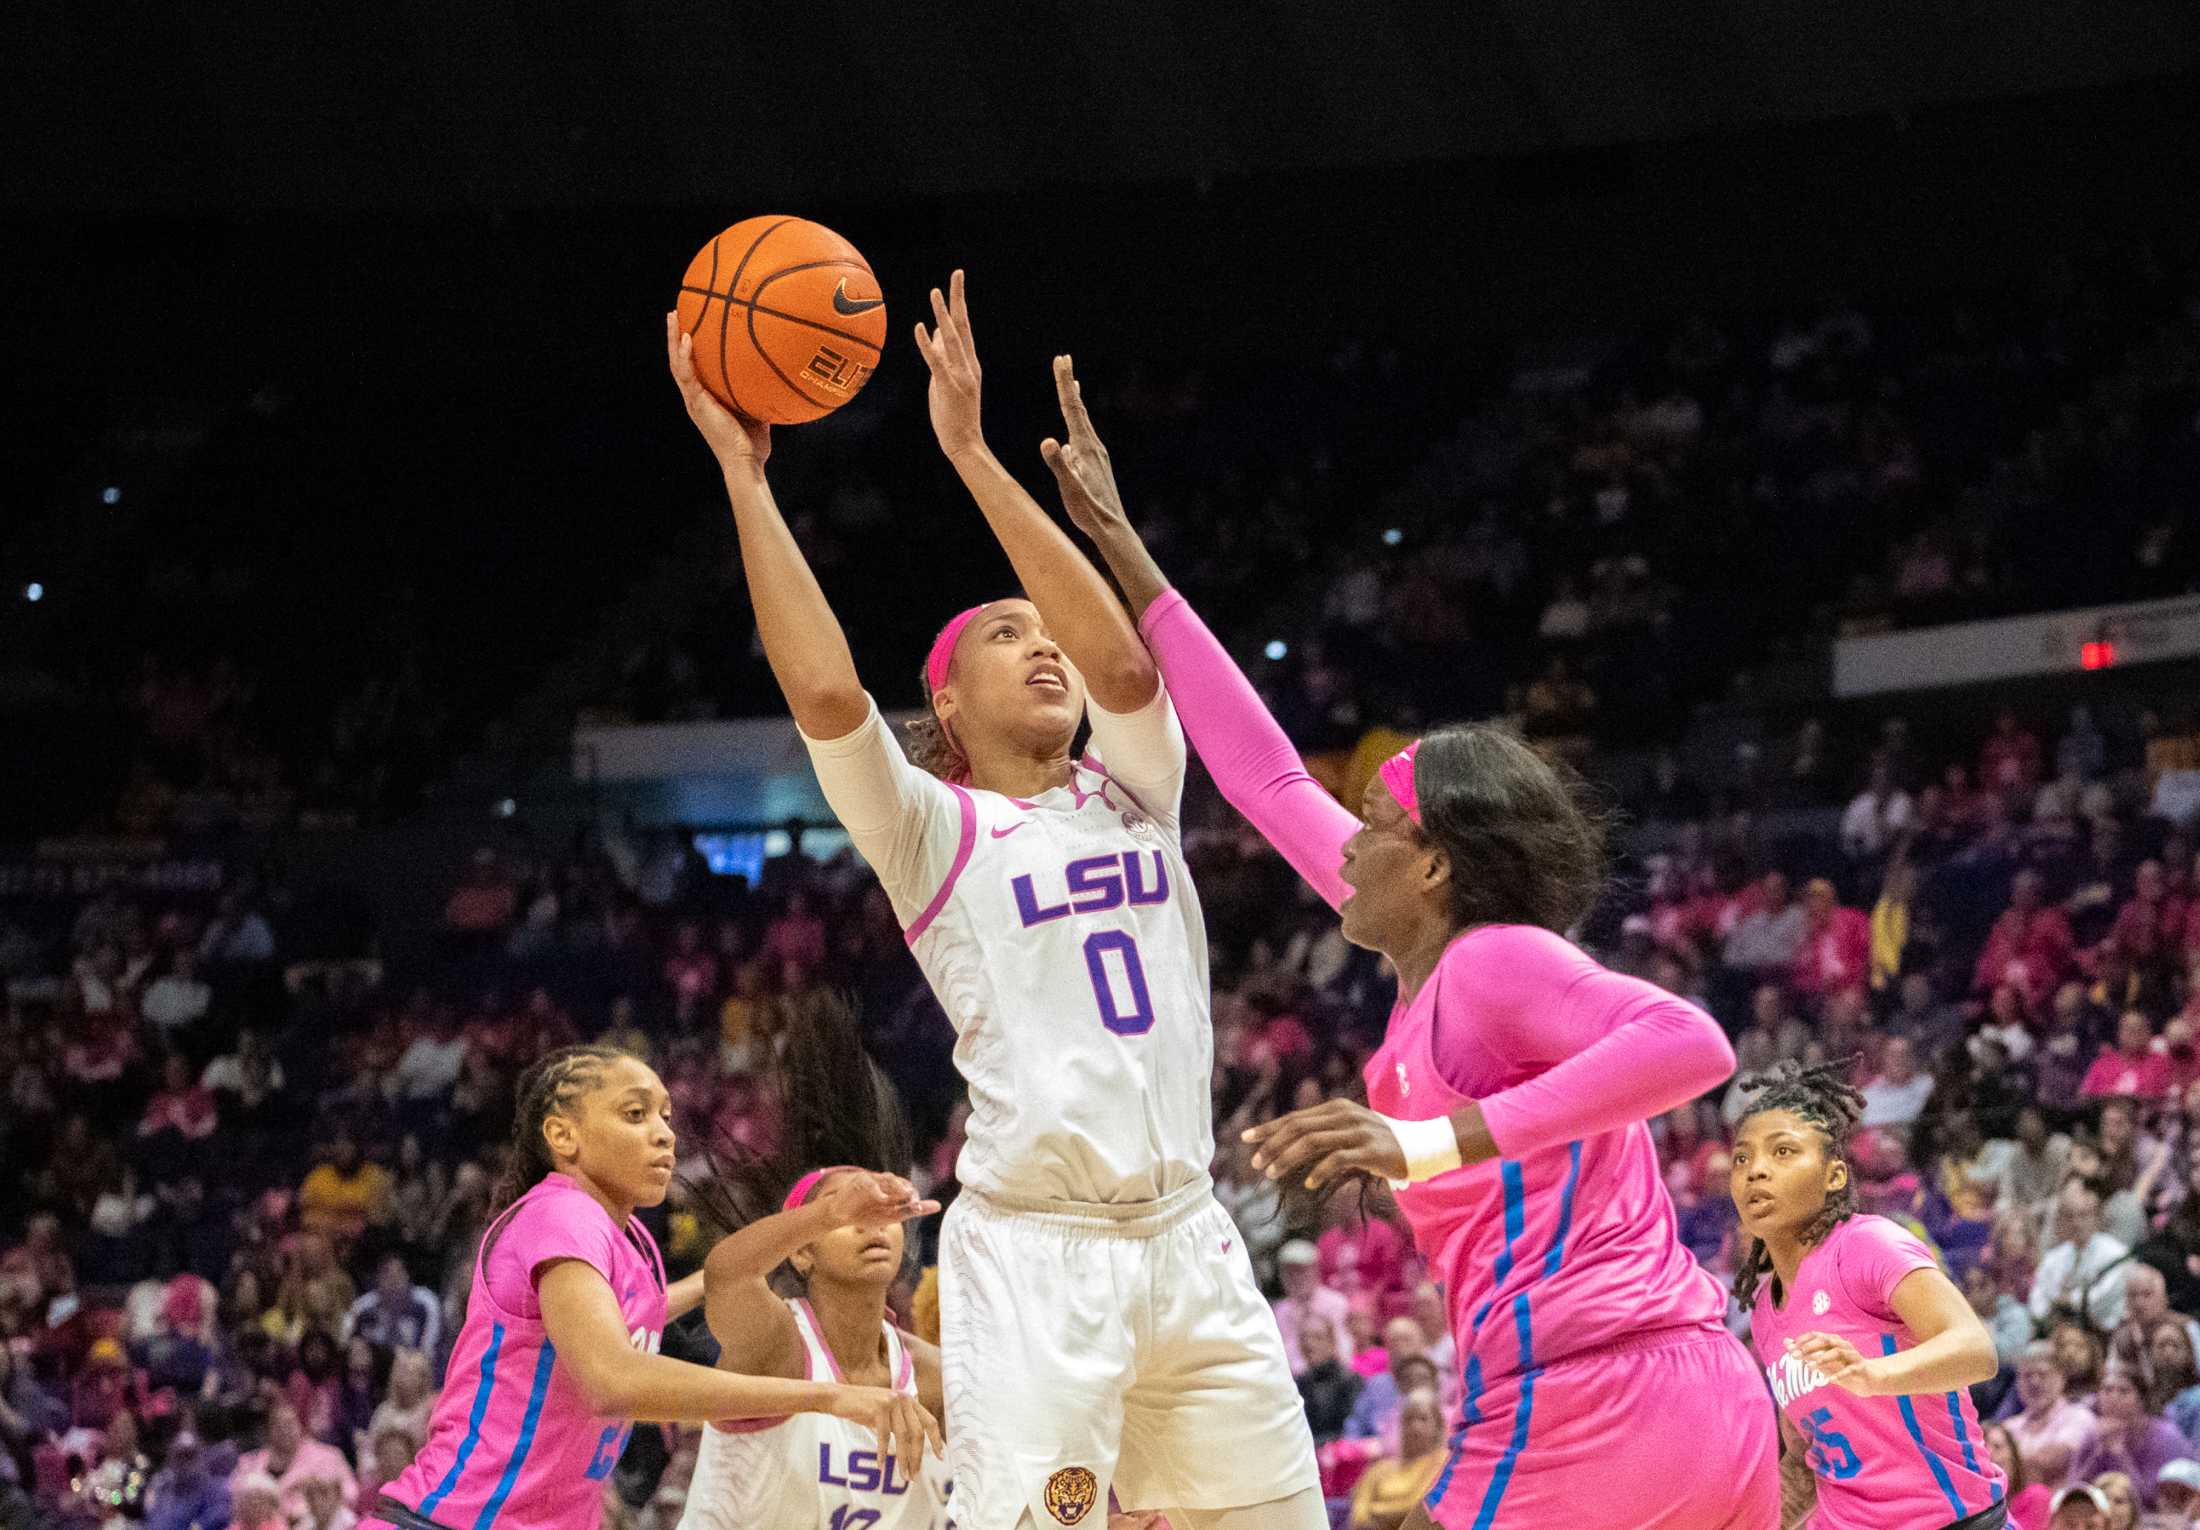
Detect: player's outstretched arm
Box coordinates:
(1040, 358, 1174, 623)
(666, 312, 867, 742)
(915, 270, 1157, 714)
(1043, 357, 1358, 902)
(702, 1172, 937, 1379)
(537, 1257, 942, 1466)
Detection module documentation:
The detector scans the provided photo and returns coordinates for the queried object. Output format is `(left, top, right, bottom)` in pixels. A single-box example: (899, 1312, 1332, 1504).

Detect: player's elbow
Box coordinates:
(1660, 1000, 1737, 1096)
(787, 684, 870, 743)
(1087, 657, 1161, 714)
(1958, 1330, 2000, 1386)
(566, 1347, 638, 1418)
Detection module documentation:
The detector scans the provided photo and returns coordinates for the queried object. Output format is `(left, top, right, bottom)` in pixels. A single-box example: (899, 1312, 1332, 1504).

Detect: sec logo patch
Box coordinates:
(1044, 1466, 1099, 1525)
(1811, 1290, 1830, 1316)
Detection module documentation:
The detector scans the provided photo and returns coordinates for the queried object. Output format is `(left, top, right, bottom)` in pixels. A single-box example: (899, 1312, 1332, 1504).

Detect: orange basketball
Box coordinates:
(675, 217, 886, 425)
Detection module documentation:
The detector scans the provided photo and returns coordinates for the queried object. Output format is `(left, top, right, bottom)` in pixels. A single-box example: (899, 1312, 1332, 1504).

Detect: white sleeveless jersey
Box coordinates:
(913, 758, 1212, 1204)
(681, 1298, 948, 1530)
(803, 694, 1213, 1206)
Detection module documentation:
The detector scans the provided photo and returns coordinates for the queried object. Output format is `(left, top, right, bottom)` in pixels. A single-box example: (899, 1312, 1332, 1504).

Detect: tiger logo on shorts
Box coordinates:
(1043, 1467, 1098, 1526)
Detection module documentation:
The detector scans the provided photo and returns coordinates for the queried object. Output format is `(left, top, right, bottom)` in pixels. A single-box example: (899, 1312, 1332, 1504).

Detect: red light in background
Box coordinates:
(2081, 641, 2117, 670)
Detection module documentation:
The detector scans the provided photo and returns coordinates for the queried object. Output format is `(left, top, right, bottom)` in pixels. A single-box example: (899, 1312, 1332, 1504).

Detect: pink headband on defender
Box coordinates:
(782, 1166, 862, 1213)
(1377, 739, 1424, 826)
(924, 603, 1001, 694)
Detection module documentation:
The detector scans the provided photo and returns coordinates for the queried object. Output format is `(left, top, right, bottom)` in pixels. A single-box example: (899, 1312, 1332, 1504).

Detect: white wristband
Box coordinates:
(1380, 1112, 1463, 1185)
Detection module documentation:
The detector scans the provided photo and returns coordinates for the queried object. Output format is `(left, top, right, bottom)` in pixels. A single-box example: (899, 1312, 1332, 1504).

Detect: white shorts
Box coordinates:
(938, 1177, 1319, 1530)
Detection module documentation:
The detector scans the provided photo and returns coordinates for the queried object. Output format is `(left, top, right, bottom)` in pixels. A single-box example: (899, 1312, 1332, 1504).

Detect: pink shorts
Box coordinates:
(1425, 1323, 1778, 1530)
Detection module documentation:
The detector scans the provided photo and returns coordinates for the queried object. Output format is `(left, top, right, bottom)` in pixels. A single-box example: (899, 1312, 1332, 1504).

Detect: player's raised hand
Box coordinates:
(812, 1170, 940, 1231)
(831, 1386, 944, 1474)
(1243, 1098, 1407, 1192)
(914, 268, 986, 463)
(1041, 355, 1130, 538)
(667, 312, 770, 472)
(1784, 1333, 1880, 1396)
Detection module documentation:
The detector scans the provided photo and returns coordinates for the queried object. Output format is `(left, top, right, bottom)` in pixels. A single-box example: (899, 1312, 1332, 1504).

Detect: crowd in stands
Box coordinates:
(3, 234, 2199, 1529)
(12, 680, 2200, 1526)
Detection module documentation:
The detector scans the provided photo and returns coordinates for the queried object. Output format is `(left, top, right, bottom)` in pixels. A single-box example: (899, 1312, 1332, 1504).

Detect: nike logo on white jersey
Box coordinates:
(990, 822, 1029, 840)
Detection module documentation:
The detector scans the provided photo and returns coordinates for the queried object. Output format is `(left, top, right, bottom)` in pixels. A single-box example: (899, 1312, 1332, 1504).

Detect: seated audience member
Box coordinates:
(297, 1137, 392, 1244)
(2096, 1472, 2141, 1530)
(142, 1429, 237, 1530)
(229, 1471, 287, 1530)
(1346, 1388, 1447, 1530)
(1409, 1281, 1455, 1376)
(2033, 1180, 2134, 1332)
(1318, 1200, 1407, 1302)
(1343, 1318, 1428, 1442)
(1295, 1316, 1362, 1446)
(2008, 1341, 2101, 1492)
(1273, 1238, 1353, 1373)
(355, 1423, 420, 1518)
(2111, 1264, 2200, 1402)
(2084, 1012, 2171, 1102)
(342, 1255, 439, 1354)
(2152, 1459, 2200, 1530)
(1985, 1419, 2052, 1530)
(1860, 1034, 1936, 1127)
(297, 1471, 357, 1530)
(2070, 1369, 2189, 1510)
(229, 1399, 357, 1523)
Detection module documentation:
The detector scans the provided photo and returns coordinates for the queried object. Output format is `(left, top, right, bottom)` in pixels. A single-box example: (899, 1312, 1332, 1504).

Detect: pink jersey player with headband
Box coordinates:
(1129, 589, 1777, 1529)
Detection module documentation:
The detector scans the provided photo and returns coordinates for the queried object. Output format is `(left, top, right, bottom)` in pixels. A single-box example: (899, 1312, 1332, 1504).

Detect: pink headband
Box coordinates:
(924, 603, 1000, 695)
(1377, 739, 1423, 826)
(782, 1165, 861, 1213)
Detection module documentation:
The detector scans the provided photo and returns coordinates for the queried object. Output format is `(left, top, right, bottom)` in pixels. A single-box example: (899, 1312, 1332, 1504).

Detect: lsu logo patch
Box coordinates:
(1044, 1466, 1098, 1526)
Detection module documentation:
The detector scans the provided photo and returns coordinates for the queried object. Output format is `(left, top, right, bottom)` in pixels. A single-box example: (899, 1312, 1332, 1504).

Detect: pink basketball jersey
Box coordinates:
(376, 1173, 667, 1530)
(1750, 1215, 2004, 1530)
(1363, 942, 1730, 1418)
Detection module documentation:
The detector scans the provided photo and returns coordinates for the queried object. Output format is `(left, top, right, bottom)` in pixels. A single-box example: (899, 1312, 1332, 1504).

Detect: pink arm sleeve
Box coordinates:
(1445, 927, 1737, 1158)
(1137, 590, 1357, 911)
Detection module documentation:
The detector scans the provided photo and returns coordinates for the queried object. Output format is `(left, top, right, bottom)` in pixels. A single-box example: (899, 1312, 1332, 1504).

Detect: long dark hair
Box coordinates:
(488, 1044, 632, 1218)
(685, 990, 915, 1288)
(1412, 724, 1608, 935)
(1732, 1057, 1866, 1311)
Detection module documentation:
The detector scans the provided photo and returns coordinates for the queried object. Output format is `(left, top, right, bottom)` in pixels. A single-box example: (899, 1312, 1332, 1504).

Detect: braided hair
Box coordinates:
(488, 1044, 632, 1218)
(684, 990, 915, 1289)
(1731, 1057, 1867, 1312)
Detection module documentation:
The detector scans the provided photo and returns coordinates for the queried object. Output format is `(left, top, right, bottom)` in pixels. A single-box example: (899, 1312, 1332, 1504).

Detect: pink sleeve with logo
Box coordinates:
(1137, 590, 1357, 911)
(484, 1183, 622, 1318)
(1834, 1213, 1941, 1320)
(1438, 926, 1738, 1158)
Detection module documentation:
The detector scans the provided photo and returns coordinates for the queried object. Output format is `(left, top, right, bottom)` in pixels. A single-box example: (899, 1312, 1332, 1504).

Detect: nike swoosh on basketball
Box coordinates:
(832, 279, 884, 316)
(989, 821, 1029, 840)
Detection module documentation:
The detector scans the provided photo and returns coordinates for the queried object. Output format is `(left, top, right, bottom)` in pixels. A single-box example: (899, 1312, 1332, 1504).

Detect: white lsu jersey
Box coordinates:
(802, 688, 1213, 1206)
(681, 1298, 948, 1530)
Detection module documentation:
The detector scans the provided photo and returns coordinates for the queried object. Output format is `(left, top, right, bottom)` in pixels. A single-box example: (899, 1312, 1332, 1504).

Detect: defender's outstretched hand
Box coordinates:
(1041, 355, 1130, 539)
(667, 311, 770, 473)
(913, 268, 986, 463)
(1243, 1098, 1409, 1192)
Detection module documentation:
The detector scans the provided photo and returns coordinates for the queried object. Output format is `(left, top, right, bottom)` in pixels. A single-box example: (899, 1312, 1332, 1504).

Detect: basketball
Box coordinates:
(675, 216, 887, 425)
